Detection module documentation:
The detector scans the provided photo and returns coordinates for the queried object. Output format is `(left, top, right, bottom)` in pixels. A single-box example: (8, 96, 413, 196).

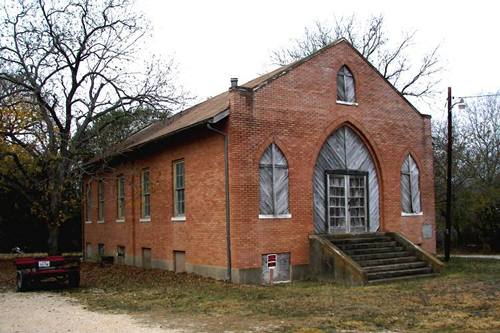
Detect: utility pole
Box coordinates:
(445, 87, 452, 262)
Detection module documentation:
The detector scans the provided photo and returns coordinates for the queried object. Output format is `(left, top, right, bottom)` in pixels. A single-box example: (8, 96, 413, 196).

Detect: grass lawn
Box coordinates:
(1, 257, 499, 332)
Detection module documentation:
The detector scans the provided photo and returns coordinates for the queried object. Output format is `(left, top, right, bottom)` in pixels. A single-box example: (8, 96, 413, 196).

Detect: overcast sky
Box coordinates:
(135, 0, 500, 119)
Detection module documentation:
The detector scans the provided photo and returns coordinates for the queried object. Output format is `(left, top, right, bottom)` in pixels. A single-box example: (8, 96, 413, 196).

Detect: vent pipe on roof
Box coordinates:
(230, 77, 238, 88)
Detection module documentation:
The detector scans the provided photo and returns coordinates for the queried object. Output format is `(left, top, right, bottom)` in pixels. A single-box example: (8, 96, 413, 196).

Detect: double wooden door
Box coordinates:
(326, 172, 368, 234)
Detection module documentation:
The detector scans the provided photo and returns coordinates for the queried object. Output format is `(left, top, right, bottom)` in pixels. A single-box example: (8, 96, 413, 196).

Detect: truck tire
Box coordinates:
(16, 271, 29, 292)
(68, 272, 80, 288)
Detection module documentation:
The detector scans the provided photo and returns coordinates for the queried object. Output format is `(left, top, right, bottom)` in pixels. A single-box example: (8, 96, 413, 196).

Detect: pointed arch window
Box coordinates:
(401, 155, 421, 214)
(259, 144, 290, 217)
(337, 65, 356, 103)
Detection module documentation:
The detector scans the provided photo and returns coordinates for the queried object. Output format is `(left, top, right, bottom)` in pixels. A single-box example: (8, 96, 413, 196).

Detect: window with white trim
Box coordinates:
(337, 65, 356, 103)
(173, 160, 185, 217)
(117, 175, 125, 220)
(141, 169, 151, 219)
(401, 155, 421, 214)
(97, 179, 104, 221)
(259, 144, 289, 216)
(85, 181, 92, 222)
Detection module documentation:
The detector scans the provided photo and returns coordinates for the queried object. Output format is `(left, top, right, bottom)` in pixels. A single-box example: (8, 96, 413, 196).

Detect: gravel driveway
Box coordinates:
(0, 292, 184, 333)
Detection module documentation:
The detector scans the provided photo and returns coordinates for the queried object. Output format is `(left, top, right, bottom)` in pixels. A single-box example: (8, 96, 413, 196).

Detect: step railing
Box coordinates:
(309, 234, 367, 285)
(387, 232, 444, 273)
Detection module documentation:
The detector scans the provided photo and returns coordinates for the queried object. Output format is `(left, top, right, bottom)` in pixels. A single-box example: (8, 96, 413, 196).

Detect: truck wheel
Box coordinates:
(68, 272, 80, 288)
(16, 271, 29, 292)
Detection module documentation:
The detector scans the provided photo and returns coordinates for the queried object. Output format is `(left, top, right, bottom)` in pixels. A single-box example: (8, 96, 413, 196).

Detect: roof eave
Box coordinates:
(86, 108, 230, 166)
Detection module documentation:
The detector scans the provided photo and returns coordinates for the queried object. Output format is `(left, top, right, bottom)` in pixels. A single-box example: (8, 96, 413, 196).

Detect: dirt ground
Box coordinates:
(0, 291, 184, 333)
(1, 258, 499, 333)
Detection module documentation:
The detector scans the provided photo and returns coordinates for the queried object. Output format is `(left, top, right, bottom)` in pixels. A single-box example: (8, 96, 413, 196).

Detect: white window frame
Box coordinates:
(141, 169, 151, 221)
(85, 181, 92, 223)
(258, 213, 292, 219)
(97, 179, 105, 223)
(336, 65, 356, 104)
(259, 144, 290, 218)
(173, 160, 185, 219)
(116, 175, 125, 222)
(400, 155, 422, 215)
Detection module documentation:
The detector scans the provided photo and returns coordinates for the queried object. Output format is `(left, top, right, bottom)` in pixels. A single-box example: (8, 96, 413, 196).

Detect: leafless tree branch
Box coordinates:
(271, 14, 442, 100)
(0, 0, 187, 253)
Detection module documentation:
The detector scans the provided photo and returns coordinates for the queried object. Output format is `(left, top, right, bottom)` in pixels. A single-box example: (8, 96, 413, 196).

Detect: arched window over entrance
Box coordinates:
(313, 126, 379, 233)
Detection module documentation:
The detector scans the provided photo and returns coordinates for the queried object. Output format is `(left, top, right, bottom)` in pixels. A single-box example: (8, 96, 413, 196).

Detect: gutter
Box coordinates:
(206, 121, 232, 282)
(86, 109, 231, 167)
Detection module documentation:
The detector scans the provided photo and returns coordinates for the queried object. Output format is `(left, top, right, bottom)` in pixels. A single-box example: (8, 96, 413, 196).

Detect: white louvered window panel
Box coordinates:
(259, 144, 289, 216)
(400, 155, 421, 213)
(337, 65, 356, 103)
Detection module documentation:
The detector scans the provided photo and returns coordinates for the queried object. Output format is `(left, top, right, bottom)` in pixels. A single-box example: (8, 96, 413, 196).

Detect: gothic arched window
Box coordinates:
(259, 144, 289, 216)
(337, 65, 356, 103)
(401, 155, 421, 213)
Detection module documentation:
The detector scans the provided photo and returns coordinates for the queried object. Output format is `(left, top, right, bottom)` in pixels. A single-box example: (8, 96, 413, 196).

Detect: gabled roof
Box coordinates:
(114, 91, 230, 154)
(94, 38, 426, 162)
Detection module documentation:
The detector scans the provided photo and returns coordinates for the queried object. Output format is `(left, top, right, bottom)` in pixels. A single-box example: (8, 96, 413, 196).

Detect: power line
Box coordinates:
(453, 93, 500, 99)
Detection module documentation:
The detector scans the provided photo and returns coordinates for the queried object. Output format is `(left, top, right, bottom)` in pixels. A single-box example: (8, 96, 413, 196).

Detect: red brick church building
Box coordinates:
(83, 39, 438, 284)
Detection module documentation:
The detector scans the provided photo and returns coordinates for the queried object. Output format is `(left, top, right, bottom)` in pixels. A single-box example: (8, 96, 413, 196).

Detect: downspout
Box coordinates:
(131, 170, 136, 266)
(207, 122, 232, 282)
(81, 181, 85, 259)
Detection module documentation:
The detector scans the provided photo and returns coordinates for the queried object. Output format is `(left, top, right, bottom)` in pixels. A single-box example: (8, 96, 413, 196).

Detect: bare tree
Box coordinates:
(271, 15, 442, 99)
(433, 93, 500, 250)
(459, 96, 500, 183)
(0, 0, 186, 254)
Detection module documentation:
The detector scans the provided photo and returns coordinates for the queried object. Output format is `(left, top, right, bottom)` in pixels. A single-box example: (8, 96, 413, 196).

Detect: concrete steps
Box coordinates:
(357, 256, 420, 267)
(351, 251, 412, 261)
(329, 233, 437, 283)
(367, 266, 433, 280)
(338, 241, 398, 250)
(329, 236, 393, 244)
(367, 273, 439, 284)
(363, 261, 428, 273)
(344, 246, 405, 255)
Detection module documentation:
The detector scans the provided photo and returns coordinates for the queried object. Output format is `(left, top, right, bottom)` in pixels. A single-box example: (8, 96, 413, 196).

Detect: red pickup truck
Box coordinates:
(14, 256, 81, 292)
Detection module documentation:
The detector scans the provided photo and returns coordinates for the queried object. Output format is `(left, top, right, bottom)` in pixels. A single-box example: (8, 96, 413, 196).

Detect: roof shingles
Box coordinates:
(94, 38, 424, 162)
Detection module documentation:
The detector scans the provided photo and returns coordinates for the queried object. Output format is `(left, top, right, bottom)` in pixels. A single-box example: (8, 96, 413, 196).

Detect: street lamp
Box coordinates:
(444, 87, 465, 262)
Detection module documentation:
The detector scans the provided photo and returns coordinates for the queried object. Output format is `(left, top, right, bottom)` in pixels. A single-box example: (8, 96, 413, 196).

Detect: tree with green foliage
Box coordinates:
(0, 0, 185, 254)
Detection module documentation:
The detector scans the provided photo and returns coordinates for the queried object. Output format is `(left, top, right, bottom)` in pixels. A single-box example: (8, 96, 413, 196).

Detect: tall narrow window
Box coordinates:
(259, 144, 289, 217)
(401, 155, 421, 214)
(116, 175, 125, 221)
(173, 160, 185, 217)
(97, 179, 104, 222)
(141, 169, 151, 219)
(85, 181, 92, 222)
(337, 65, 356, 103)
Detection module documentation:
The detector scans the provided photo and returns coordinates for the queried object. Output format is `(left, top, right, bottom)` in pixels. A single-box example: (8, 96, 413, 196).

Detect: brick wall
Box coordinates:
(227, 41, 436, 271)
(84, 129, 228, 270)
(84, 40, 436, 281)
